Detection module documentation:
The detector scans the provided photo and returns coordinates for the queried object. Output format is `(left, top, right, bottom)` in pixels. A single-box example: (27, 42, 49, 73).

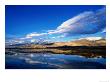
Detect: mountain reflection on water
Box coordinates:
(5, 49, 106, 69)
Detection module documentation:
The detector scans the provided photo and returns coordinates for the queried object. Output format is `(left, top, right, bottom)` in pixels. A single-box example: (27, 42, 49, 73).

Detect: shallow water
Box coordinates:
(5, 52, 106, 69)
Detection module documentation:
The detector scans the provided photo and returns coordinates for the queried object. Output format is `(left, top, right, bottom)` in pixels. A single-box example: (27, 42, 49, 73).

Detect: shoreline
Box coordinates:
(6, 46, 106, 58)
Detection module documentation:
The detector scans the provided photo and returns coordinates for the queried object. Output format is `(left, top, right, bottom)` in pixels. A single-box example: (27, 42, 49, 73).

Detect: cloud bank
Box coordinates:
(23, 7, 106, 39)
(48, 7, 106, 36)
(79, 36, 103, 41)
(26, 32, 47, 38)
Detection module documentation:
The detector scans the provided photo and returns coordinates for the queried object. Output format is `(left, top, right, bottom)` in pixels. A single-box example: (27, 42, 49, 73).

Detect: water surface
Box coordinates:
(5, 52, 106, 69)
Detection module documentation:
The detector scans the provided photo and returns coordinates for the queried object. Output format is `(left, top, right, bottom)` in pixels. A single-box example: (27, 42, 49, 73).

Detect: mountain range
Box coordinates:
(6, 38, 106, 48)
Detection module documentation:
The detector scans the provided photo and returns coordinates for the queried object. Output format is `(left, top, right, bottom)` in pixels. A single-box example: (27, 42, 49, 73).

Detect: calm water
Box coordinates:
(5, 52, 106, 69)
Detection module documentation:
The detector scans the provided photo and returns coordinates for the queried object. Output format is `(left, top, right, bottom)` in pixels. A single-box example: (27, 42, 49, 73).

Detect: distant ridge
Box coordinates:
(6, 38, 106, 49)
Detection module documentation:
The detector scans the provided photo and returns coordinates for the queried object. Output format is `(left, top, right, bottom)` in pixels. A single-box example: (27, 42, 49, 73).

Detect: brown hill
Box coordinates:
(52, 39, 106, 47)
(6, 39, 105, 49)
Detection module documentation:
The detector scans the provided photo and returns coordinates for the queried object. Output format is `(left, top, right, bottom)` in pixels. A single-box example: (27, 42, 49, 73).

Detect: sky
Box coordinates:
(5, 5, 106, 44)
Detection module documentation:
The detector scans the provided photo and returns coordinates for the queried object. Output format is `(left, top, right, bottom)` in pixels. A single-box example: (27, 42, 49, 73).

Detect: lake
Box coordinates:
(5, 50, 106, 69)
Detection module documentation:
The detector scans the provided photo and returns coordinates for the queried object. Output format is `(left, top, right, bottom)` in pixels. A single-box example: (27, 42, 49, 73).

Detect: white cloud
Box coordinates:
(20, 7, 105, 41)
(48, 7, 106, 36)
(30, 39, 37, 43)
(51, 37, 56, 39)
(26, 32, 47, 38)
(25, 36, 32, 39)
(79, 37, 102, 41)
(57, 34, 66, 38)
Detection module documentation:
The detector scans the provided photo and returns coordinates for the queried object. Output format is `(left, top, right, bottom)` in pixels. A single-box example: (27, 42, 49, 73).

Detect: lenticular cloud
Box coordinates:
(48, 7, 106, 36)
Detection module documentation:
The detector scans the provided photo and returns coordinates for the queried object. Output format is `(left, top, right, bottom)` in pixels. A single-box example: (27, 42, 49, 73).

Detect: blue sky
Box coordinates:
(5, 5, 106, 43)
